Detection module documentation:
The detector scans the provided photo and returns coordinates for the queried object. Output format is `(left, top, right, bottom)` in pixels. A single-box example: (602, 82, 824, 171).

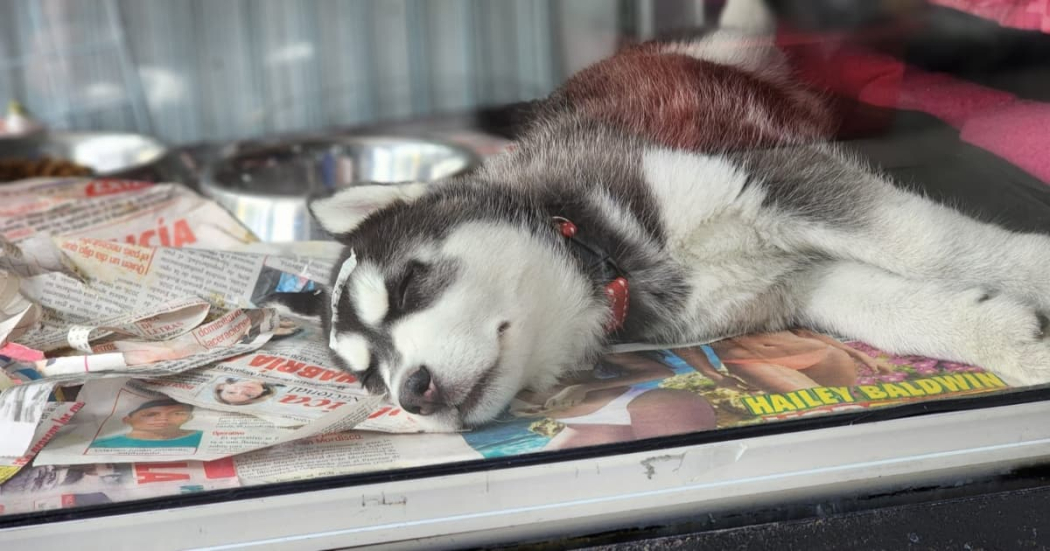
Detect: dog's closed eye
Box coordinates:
(359, 355, 386, 394)
(397, 261, 428, 312)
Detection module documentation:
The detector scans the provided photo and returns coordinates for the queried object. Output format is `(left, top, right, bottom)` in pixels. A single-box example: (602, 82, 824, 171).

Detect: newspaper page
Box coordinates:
(0, 316, 277, 459)
(1, 233, 334, 457)
(0, 233, 78, 280)
(134, 319, 419, 433)
(33, 377, 383, 465)
(16, 237, 332, 352)
(0, 178, 257, 249)
(0, 272, 41, 346)
(0, 380, 61, 458)
(0, 176, 271, 422)
(0, 457, 240, 515)
(234, 431, 480, 485)
(0, 402, 82, 484)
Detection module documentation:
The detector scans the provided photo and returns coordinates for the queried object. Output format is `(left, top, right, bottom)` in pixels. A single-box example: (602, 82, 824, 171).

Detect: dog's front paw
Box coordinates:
(987, 342, 1050, 387)
(952, 292, 1050, 386)
(966, 296, 1050, 386)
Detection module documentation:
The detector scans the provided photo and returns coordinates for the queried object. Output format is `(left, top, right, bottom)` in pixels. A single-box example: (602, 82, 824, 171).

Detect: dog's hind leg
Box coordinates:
(796, 260, 1050, 386)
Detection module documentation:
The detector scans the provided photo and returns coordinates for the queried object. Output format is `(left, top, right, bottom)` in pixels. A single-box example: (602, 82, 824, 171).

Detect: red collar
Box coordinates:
(554, 217, 630, 333)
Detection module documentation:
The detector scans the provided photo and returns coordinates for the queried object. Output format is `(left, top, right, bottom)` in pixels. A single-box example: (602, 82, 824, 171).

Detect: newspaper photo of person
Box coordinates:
(89, 399, 203, 450)
(213, 378, 280, 406)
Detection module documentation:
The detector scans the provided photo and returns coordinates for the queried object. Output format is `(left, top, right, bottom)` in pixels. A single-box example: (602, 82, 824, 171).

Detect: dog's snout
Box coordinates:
(400, 366, 442, 415)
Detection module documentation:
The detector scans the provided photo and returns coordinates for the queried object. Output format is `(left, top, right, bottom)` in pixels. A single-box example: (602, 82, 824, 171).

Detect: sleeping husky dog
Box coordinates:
(275, 21, 1050, 431)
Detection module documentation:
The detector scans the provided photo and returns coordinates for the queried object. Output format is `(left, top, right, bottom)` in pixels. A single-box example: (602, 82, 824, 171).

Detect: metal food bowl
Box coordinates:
(200, 136, 480, 242)
(0, 130, 170, 177)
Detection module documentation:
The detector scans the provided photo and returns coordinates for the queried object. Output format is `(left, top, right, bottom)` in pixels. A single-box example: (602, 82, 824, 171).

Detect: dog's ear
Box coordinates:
(309, 182, 428, 235)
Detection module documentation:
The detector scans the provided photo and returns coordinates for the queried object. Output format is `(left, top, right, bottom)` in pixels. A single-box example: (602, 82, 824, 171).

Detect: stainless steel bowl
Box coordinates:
(0, 130, 170, 176)
(200, 136, 479, 242)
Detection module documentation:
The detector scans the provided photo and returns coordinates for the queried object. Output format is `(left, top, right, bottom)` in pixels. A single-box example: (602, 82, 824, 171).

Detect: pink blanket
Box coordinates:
(778, 29, 1050, 185)
(930, 0, 1050, 33)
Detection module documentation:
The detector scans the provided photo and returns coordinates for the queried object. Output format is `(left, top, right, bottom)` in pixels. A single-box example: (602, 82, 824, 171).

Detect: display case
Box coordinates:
(2, 1, 1050, 549)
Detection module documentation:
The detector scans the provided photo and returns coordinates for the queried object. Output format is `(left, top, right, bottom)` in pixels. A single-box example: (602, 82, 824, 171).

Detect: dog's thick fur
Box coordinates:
(279, 24, 1050, 431)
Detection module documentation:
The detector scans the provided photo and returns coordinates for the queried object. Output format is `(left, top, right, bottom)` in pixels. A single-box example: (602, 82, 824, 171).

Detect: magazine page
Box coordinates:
(456, 331, 1013, 457)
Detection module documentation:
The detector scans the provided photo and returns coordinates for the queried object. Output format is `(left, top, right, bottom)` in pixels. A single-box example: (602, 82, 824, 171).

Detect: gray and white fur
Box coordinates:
(280, 5, 1050, 431)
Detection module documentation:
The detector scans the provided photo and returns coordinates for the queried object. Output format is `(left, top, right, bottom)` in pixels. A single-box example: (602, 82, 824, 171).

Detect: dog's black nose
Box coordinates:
(400, 366, 442, 415)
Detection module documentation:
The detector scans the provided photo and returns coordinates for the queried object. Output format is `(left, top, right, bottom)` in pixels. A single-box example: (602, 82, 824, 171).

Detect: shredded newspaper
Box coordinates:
(0, 178, 382, 468)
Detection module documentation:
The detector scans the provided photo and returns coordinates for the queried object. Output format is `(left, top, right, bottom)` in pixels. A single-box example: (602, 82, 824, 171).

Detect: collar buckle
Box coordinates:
(553, 216, 630, 333)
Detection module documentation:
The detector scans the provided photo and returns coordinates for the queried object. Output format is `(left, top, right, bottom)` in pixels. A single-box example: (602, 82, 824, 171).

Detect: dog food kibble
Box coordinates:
(0, 157, 94, 182)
